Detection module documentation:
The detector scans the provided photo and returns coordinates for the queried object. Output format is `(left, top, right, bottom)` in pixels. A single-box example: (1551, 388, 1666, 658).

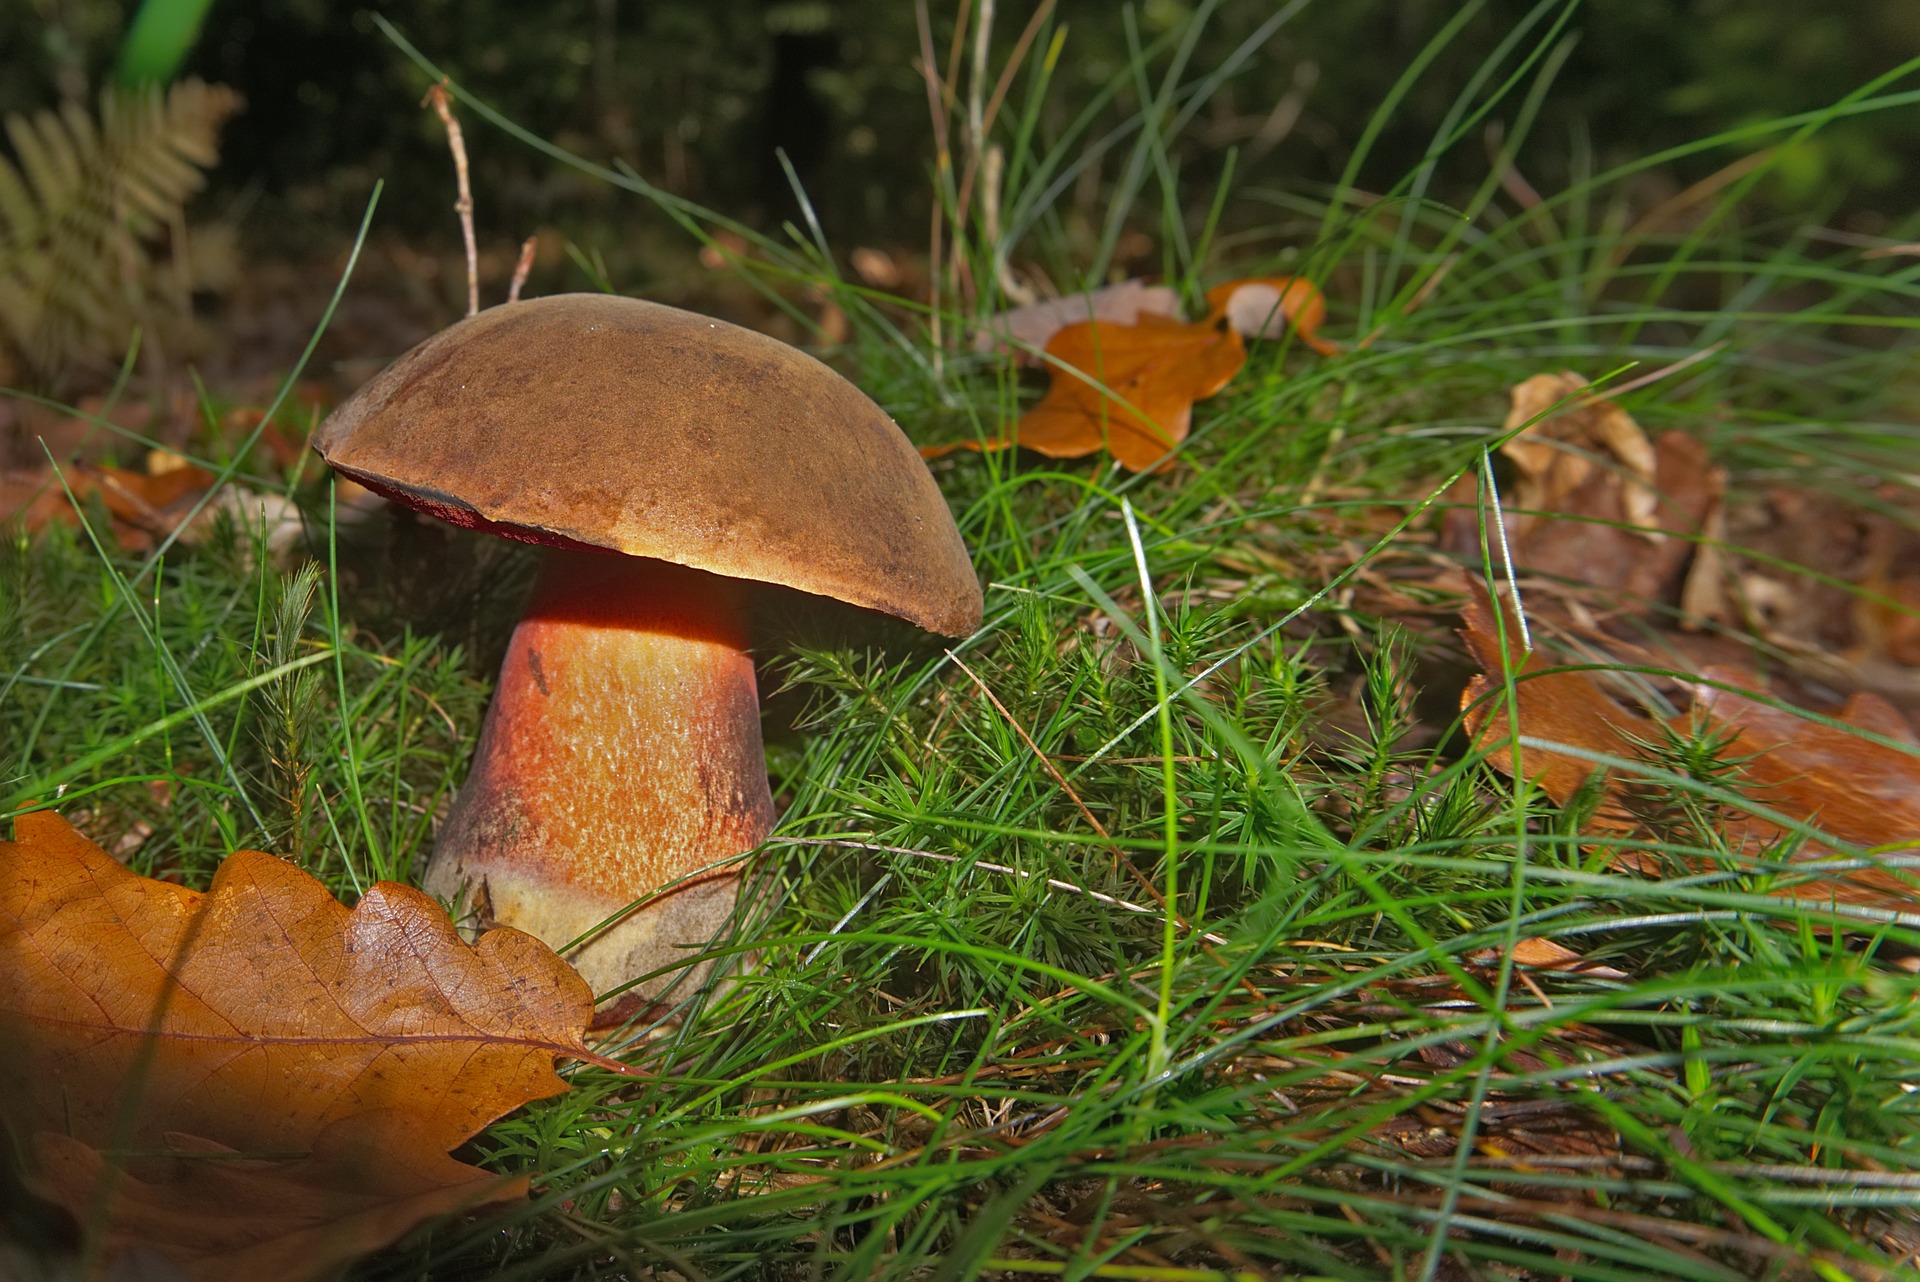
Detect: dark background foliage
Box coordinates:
(9, 0, 1919, 256)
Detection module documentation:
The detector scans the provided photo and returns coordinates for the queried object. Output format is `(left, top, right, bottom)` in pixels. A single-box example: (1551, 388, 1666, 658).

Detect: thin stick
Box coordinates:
(966, 0, 994, 164)
(914, 0, 951, 374)
(956, 0, 1054, 238)
(424, 81, 478, 317)
(507, 235, 537, 304)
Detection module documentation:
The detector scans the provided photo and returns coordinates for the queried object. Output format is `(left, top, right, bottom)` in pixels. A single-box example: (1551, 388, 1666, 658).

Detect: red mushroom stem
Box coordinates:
(423, 549, 774, 1009)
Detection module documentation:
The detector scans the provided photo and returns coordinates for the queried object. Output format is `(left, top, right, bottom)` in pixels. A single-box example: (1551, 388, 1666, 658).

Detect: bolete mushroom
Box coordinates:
(314, 294, 980, 1007)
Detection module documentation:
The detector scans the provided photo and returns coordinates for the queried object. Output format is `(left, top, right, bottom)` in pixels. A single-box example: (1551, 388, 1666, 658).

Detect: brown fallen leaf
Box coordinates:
(930, 314, 1246, 472)
(0, 458, 217, 552)
(1458, 589, 1648, 833)
(1857, 571, 1920, 667)
(1695, 484, 1920, 673)
(0, 469, 77, 532)
(1689, 670, 1920, 905)
(0, 811, 610, 1281)
(83, 461, 219, 544)
(1512, 936, 1629, 977)
(1, 453, 319, 561)
(934, 274, 1339, 471)
(1505, 372, 1662, 535)
(1469, 936, 1631, 980)
(1204, 275, 1340, 355)
(1461, 595, 1920, 908)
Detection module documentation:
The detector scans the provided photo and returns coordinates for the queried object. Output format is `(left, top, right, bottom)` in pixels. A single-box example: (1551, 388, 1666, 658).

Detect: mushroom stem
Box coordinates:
(423, 550, 774, 1007)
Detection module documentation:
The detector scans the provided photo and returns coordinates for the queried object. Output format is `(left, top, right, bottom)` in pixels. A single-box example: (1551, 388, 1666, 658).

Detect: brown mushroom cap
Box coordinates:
(315, 293, 982, 636)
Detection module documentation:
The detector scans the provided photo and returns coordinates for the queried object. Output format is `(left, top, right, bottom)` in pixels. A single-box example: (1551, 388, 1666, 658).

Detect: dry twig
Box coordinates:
(424, 81, 478, 318)
(508, 235, 538, 304)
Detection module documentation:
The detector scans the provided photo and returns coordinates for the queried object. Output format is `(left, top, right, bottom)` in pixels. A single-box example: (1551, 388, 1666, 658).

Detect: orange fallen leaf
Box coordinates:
(1860, 572, 1920, 666)
(0, 468, 77, 532)
(932, 274, 1337, 471)
(1205, 275, 1339, 355)
(930, 313, 1246, 472)
(28, 1119, 518, 1281)
(0, 458, 218, 552)
(0, 811, 611, 1281)
(1509, 936, 1629, 977)
(1021, 315, 1247, 471)
(1469, 936, 1631, 980)
(85, 460, 218, 533)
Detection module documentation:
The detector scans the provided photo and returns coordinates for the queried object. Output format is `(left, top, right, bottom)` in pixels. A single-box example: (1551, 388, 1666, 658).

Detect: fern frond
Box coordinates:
(0, 78, 241, 391)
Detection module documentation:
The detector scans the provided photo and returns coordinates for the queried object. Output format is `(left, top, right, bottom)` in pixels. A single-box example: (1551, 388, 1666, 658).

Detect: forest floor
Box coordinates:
(5, 27, 1920, 1282)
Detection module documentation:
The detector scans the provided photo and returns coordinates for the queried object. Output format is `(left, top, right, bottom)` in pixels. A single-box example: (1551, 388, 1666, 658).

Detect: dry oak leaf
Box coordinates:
(0, 811, 610, 1281)
(1504, 371, 1663, 537)
(27, 1117, 519, 1281)
(930, 274, 1342, 471)
(1204, 275, 1340, 355)
(1469, 936, 1631, 980)
(1461, 597, 1920, 909)
(1441, 372, 1722, 604)
(0, 458, 218, 553)
(929, 313, 1246, 473)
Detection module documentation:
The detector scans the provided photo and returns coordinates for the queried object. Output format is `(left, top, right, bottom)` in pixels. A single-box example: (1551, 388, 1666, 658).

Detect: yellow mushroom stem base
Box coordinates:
(423, 550, 774, 1016)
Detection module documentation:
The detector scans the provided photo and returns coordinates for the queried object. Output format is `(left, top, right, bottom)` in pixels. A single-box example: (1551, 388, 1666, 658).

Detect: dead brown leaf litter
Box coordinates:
(1439, 371, 1920, 699)
(1429, 371, 1920, 914)
(0, 811, 611, 1281)
(1441, 370, 1724, 605)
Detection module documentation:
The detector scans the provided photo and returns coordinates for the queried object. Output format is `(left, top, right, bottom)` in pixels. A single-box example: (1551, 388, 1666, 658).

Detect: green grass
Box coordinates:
(7, 3, 1920, 1278)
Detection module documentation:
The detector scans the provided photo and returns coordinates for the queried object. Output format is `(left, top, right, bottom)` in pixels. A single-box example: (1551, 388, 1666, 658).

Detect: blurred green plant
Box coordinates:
(117, 0, 216, 87)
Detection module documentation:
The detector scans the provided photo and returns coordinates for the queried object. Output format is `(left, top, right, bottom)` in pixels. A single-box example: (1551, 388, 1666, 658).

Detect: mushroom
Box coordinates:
(314, 294, 981, 1008)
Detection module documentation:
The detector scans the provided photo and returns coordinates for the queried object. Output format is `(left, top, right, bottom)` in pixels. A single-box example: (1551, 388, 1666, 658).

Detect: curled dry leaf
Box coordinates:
(1504, 372, 1663, 538)
(1685, 484, 1920, 673)
(0, 811, 610, 1281)
(971, 275, 1338, 363)
(1204, 275, 1339, 354)
(0, 452, 321, 561)
(1470, 936, 1630, 980)
(1442, 372, 1722, 604)
(0, 459, 216, 552)
(1458, 590, 1647, 834)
